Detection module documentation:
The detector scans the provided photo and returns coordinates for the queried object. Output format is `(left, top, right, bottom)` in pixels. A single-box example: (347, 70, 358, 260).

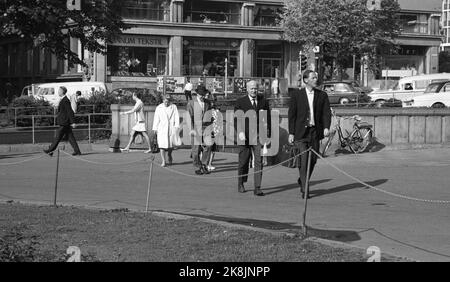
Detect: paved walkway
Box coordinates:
(1, 146, 450, 261)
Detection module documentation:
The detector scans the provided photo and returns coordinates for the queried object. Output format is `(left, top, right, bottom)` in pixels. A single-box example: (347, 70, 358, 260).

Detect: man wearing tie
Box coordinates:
(44, 86, 82, 156)
(288, 70, 331, 198)
(235, 80, 271, 196)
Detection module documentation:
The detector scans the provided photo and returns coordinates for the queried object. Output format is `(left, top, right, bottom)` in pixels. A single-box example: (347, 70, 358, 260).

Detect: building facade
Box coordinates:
(0, 0, 445, 102)
(442, 0, 450, 51)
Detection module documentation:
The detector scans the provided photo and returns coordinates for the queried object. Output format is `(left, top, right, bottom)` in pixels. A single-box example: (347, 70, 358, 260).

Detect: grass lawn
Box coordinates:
(0, 202, 403, 262)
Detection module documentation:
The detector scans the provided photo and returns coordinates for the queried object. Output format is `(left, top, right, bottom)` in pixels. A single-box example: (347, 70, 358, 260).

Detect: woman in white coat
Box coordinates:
(152, 94, 180, 166)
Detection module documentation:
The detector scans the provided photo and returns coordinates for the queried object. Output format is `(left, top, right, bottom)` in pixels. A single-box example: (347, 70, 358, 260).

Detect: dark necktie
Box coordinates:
(251, 99, 257, 110)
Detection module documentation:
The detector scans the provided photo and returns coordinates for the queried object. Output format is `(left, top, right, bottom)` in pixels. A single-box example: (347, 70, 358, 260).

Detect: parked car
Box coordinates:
(344, 80, 373, 94)
(110, 88, 161, 105)
(403, 80, 450, 108)
(31, 82, 107, 106)
(369, 73, 450, 107)
(319, 81, 371, 105)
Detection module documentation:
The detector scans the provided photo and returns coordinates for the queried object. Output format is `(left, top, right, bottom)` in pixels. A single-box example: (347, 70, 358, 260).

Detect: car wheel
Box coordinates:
(375, 99, 385, 108)
(339, 97, 350, 105)
(432, 102, 445, 108)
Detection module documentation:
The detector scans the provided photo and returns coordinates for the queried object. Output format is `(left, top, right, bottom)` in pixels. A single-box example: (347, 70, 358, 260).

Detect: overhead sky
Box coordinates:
(396, 0, 443, 12)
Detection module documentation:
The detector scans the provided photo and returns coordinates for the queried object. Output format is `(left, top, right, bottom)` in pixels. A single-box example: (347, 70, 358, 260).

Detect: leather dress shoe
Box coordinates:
(238, 184, 245, 193)
(195, 165, 209, 175)
(72, 152, 82, 156)
(254, 188, 264, 196)
(43, 149, 53, 156)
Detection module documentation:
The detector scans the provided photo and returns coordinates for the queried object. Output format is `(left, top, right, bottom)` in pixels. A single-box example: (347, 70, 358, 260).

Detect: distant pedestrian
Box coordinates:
(69, 90, 82, 113)
(120, 92, 152, 153)
(44, 86, 82, 156)
(183, 78, 193, 101)
(152, 94, 180, 167)
(205, 92, 221, 171)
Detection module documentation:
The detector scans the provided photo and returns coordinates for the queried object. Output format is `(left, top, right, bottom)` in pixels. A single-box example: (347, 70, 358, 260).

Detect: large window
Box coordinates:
(121, 0, 170, 21)
(107, 46, 167, 77)
(256, 42, 283, 78)
(184, 0, 240, 24)
(254, 5, 283, 27)
(399, 14, 428, 34)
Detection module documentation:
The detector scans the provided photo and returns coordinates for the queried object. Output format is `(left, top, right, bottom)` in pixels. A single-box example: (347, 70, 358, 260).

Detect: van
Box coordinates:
(368, 73, 450, 106)
(31, 82, 107, 106)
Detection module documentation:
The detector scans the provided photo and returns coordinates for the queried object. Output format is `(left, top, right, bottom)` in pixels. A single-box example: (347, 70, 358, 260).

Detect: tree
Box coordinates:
(279, 0, 401, 80)
(0, 0, 128, 67)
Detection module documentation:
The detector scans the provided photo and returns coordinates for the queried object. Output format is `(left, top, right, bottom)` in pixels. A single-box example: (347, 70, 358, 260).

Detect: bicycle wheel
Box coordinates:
(321, 130, 336, 157)
(348, 128, 373, 153)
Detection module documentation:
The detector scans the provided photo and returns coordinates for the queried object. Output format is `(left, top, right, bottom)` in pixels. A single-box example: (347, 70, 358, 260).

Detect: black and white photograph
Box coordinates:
(1, 0, 450, 270)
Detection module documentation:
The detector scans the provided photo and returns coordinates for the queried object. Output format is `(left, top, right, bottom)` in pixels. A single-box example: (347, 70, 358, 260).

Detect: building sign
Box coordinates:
(184, 39, 240, 50)
(111, 35, 169, 48)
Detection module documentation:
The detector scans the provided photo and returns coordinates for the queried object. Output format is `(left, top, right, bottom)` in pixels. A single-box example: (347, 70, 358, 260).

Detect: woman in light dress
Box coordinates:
(120, 92, 152, 153)
(152, 94, 180, 166)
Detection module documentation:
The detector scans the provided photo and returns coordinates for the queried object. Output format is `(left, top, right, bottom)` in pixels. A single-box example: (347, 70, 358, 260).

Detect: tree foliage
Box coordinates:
(280, 0, 401, 75)
(0, 0, 128, 67)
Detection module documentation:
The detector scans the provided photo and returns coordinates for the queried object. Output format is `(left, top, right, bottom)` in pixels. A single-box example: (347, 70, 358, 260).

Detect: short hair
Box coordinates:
(162, 94, 172, 101)
(76, 91, 82, 96)
(134, 92, 143, 100)
(60, 86, 67, 94)
(246, 80, 258, 88)
(302, 70, 317, 83)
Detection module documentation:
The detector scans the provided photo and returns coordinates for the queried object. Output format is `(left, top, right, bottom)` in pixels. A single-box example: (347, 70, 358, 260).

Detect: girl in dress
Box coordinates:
(120, 92, 152, 153)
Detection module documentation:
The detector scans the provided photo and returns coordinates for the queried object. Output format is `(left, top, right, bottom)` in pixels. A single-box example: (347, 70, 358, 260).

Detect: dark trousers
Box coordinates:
(184, 90, 192, 101)
(48, 125, 81, 154)
(297, 127, 320, 192)
(238, 144, 262, 189)
(192, 144, 211, 168)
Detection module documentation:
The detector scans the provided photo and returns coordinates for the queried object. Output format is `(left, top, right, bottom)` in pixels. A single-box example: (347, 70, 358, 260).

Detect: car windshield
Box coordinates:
(424, 83, 441, 93)
(37, 87, 55, 96)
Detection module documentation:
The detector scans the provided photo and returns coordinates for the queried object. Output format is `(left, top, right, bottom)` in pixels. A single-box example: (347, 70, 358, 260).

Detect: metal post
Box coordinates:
(32, 115, 35, 144)
(88, 114, 91, 144)
(14, 108, 17, 128)
(302, 148, 312, 236)
(53, 107, 56, 126)
(145, 157, 154, 213)
(53, 149, 60, 207)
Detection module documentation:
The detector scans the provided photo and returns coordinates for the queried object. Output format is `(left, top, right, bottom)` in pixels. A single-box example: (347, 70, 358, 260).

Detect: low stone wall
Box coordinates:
(110, 105, 450, 155)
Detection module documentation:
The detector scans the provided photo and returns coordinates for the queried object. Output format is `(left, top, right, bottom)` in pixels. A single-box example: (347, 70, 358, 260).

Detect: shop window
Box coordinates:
(107, 46, 167, 77)
(254, 5, 283, 27)
(184, 0, 240, 24)
(121, 0, 169, 21)
(256, 42, 283, 78)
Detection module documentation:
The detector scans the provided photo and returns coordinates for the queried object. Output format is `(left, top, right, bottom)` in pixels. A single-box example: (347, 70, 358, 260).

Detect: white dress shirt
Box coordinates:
(305, 87, 315, 126)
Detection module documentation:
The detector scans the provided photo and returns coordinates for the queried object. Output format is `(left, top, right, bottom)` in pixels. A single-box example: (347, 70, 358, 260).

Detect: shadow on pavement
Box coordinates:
(0, 152, 42, 159)
(262, 179, 332, 196)
(162, 211, 361, 242)
(310, 179, 388, 198)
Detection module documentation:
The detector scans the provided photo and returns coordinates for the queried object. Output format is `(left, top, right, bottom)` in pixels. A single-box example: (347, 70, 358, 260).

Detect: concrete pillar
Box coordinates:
(242, 3, 255, 26)
(426, 46, 439, 74)
(169, 36, 183, 76)
(93, 52, 106, 82)
(240, 39, 254, 77)
(171, 0, 184, 23)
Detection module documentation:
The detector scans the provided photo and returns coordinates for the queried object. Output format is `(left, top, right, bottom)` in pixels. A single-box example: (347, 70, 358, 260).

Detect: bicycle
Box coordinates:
(321, 108, 374, 157)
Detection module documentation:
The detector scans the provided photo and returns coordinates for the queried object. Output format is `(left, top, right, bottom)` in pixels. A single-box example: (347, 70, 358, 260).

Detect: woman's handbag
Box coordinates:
(281, 142, 303, 169)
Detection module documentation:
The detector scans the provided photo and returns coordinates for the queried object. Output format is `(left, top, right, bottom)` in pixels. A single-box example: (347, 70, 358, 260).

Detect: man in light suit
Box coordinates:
(288, 70, 331, 198)
(44, 86, 82, 156)
(187, 83, 212, 175)
(235, 80, 271, 196)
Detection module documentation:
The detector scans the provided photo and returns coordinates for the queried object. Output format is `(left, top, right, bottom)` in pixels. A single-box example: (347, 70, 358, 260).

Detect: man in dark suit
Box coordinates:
(288, 70, 331, 198)
(44, 86, 81, 156)
(187, 83, 212, 175)
(235, 80, 271, 196)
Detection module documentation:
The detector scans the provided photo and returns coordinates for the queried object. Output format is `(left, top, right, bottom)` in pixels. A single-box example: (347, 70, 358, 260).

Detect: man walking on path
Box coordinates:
(288, 70, 331, 198)
(44, 86, 82, 156)
(235, 80, 271, 196)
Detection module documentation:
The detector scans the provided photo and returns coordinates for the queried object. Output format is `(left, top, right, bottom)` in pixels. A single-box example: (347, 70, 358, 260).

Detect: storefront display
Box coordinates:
(183, 38, 240, 77)
(107, 34, 169, 77)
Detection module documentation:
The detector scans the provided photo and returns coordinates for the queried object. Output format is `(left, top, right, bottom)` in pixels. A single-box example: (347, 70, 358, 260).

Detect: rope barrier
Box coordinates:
(0, 154, 45, 166)
(152, 148, 311, 180)
(60, 150, 153, 165)
(310, 149, 450, 204)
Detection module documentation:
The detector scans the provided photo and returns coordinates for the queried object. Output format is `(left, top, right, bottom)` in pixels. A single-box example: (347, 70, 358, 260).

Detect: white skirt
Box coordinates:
(132, 121, 147, 132)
